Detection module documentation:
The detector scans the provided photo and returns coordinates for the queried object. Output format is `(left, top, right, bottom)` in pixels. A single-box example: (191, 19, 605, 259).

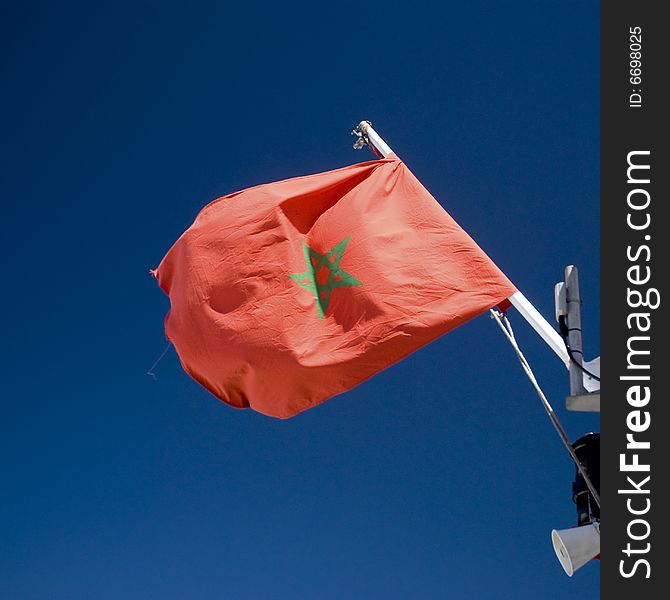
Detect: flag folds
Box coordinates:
(155, 156, 516, 418)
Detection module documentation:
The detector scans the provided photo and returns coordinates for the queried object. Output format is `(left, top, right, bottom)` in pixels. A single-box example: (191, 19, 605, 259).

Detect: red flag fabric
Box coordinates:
(155, 156, 516, 418)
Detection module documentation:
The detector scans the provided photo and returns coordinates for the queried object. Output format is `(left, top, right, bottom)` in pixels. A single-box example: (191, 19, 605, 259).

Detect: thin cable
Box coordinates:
(566, 347, 600, 382)
(558, 317, 601, 382)
(490, 309, 600, 509)
(147, 341, 172, 380)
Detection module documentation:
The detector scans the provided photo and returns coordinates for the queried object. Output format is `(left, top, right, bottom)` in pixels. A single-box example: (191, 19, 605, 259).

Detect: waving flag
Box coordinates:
(154, 156, 516, 418)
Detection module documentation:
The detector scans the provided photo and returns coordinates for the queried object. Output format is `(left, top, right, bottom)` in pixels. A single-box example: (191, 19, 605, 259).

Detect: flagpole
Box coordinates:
(352, 121, 393, 158)
(352, 120, 572, 370)
(508, 292, 570, 368)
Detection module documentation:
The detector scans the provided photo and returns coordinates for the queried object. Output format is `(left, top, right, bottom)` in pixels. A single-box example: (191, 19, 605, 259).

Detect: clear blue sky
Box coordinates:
(2, 2, 600, 598)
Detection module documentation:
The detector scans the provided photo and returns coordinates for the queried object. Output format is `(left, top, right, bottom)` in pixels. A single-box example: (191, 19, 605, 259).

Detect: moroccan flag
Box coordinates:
(154, 156, 516, 418)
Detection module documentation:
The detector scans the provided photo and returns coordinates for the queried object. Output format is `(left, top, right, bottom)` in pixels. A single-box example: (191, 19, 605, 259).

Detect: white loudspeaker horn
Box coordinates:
(551, 522, 600, 576)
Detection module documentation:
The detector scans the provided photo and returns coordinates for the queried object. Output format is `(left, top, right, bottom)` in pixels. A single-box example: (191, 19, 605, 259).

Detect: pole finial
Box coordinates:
(352, 120, 373, 150)
(351, 120, 392, 158)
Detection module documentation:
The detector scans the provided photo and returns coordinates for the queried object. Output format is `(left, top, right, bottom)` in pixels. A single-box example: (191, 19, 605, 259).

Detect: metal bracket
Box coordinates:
(352, 120, 373, 150)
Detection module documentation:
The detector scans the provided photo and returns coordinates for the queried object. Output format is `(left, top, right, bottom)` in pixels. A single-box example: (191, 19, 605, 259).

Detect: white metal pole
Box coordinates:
(508, 292, 570, 368)
(353, 120, 572, 370)
(353, 121, 393, 158)
(565, 266, 586, 396)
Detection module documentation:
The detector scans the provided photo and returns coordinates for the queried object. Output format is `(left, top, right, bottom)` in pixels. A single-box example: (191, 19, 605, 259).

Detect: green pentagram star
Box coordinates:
(288, 236, 363, 319)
